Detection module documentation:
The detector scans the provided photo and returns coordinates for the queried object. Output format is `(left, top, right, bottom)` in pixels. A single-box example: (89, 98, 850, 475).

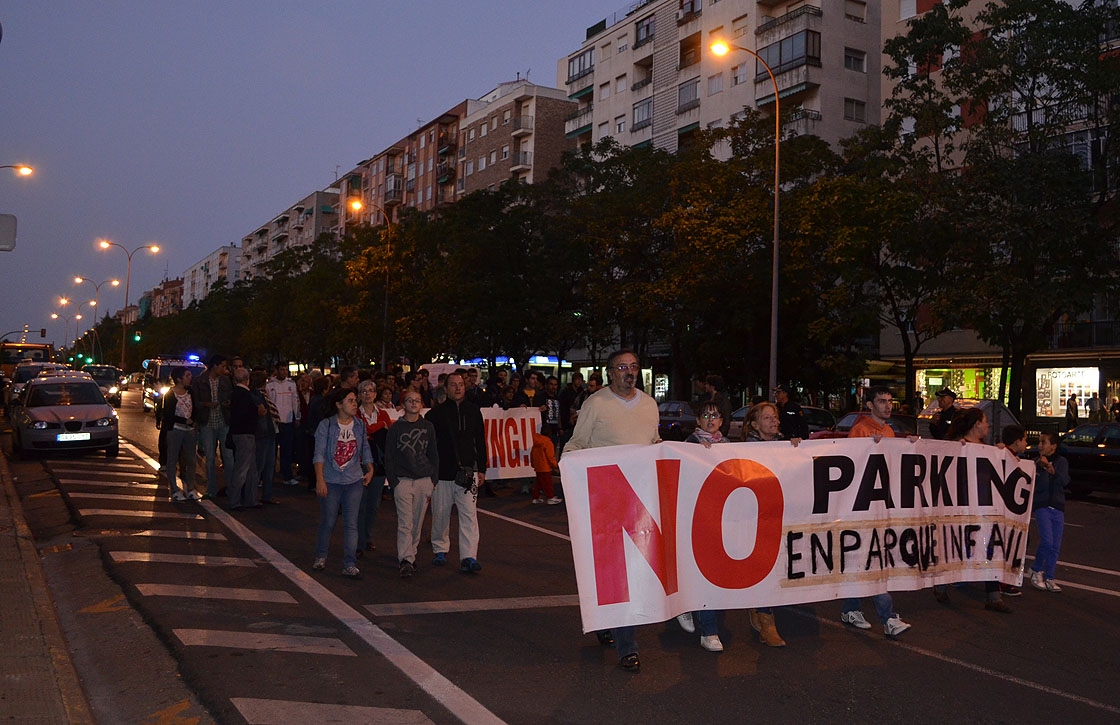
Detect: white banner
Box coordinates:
(482, 407, 541, 480)
(559, 438, 1035, 633)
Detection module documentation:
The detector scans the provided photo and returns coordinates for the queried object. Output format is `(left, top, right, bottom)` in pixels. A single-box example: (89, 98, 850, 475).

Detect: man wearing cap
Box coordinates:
(774, 385, 809, 440)
(929, 388, 958, 440)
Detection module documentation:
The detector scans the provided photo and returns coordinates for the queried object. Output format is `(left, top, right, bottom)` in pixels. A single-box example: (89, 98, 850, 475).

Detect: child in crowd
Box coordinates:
(530, 429, 562, 505)
(1029, 431, 1068, 592)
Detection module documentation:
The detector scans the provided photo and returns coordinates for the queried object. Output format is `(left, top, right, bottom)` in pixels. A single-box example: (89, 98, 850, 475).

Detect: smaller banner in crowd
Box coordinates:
(482, 407, 541, 480)
(559, 438, 1035, 633)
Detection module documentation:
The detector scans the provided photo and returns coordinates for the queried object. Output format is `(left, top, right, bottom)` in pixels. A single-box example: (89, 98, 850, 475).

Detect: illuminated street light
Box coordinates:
(1, 164, 33, 176)
(710, 39, 782, 395)
(98, 239, 159, 368)
(347, 196, 395, 372)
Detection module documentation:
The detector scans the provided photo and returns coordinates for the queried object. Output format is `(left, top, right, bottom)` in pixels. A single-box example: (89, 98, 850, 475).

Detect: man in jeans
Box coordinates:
(191, 355, 233, 500)
(840, 385, 913, 637)
(267, 362, 300, 486)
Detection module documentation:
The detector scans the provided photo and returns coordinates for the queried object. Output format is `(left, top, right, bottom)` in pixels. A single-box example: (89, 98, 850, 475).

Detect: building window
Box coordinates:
(426, 186, 432, 202)
(600, 82, 611, 100)
(503, 109, 511, 124)
(617, 37, 628, 53)
(466, 160, 474, 176)
(846, 0, 867, 22)
(480, 123, 488, 137)
(567, 48, 594, 83)
(679, 33, 701, 69)
(616, 74, 628, 93)
(708, 72, 723, 95)
(844, 48, 866, 72)
(601, 42, 611, 59)
(468, 128, 475, 142)
(900, 0, 916, 20)
(732, 13, 749, 38)
(635, 15, 655, 47)
(599, 121, 610, 139)
(491, 117, 498, 130)
(616, 115, 626, 133)
(501, 144, 509, 160)
(732, 64, 749, 86)
(479, 156, 487, 171)
(844, 98, 867, 123)
(419, 134, 426, 149)
(757, 30, 821, 79)
(489, 150, 497, 164)
(633, 97, 653, 129)
(677, 78, 701, 112)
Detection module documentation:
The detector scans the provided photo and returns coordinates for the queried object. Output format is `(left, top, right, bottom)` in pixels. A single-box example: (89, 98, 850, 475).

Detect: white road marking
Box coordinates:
(1026, 555, 1120, 578)
(136, 583, 297, 603)
(477, 508, 570, 541)
(131, 529, 226, 540)
(368, 595, 579, 617)
(1045, 580, 1120, 599)
(78, 508, 202, 520)
(57, 479, 159, 490)
(173, 629, 355, 656)
(110, 551, 256, 567)
(67, 492, 157, 501)
(231, 698, 433, 724)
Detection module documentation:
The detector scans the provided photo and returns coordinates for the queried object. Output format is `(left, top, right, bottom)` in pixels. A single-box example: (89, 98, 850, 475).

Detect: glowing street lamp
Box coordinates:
(710, 39, 782, 395)
(347, 196, 395, 373)
(1, 164, 33, 177)
(98, 239, 159, 368)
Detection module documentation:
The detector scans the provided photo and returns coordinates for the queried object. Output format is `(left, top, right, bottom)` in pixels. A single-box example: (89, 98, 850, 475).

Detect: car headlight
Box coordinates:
(92, 417, 114, 427)
(31, 421, 49, 430)
(158, 385, 170, 396)
(109, 386, 119, 394)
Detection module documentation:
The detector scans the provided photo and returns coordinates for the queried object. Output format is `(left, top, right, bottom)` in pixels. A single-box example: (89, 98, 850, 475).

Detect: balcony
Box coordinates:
(437, 162, 455, 183)
(510, 151, 532, 172)
(438, 135, 456, 156)
(1048, 321, 1120, 350)
(785, 107, 822, 136)
(565, 105, 594, 137)
(757, 5, 822, 38)
(384, 187, 403, 206)
(676, 0, 701, 25)
(632, 77, 652, 92)
(405, 178, 416, 192)
(755, 63, 821, 106)
(512, 115, 534, 137)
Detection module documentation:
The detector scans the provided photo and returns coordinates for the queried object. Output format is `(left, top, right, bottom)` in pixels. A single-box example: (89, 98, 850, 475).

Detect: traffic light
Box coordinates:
(133, 331, 142, 343)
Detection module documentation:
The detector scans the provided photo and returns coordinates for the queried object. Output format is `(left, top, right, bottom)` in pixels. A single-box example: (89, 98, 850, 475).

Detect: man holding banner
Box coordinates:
(563, 349, 660, 673)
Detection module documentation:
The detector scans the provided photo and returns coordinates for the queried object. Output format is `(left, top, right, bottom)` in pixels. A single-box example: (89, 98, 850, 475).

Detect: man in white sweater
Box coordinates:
(563, 349, 660, 673)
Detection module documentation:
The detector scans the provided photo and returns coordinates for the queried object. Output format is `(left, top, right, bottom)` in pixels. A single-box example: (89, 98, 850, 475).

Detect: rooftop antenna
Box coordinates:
(334, 165, 340, 181)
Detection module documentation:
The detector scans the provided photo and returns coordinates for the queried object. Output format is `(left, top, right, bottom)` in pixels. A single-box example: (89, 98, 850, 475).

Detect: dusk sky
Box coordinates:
(0, 1, 613, 350)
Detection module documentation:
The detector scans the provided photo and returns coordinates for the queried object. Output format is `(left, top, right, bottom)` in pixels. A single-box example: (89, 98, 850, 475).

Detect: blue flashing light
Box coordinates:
(187, 354, 200, 362)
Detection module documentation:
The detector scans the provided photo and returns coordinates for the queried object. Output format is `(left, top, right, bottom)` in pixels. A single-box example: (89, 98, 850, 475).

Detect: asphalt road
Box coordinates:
(8, 389, 1120, 724)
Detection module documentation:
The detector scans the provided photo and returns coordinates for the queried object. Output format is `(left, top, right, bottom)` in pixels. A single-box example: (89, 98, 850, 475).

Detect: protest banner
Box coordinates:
(482, 407, 541, 480)
(559, 438, 1034, 633)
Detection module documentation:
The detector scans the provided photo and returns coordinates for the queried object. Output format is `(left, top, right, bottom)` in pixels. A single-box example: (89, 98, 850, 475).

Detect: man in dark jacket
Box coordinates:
(191, 354, 233, 500)
(774, 385, 809, 440)
(426, 372, 487, 573)
(227, 366, 261, 510)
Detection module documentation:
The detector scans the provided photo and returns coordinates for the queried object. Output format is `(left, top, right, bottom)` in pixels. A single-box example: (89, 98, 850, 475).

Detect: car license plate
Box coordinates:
(57, 432, 91, 442)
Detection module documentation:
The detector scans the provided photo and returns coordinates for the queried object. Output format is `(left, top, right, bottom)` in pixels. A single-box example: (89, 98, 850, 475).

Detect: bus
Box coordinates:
(1, 341, 55, 377)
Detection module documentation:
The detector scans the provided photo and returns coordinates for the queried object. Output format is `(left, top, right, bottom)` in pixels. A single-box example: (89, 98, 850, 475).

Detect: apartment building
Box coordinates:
(148, 278, 184, 319)
(239, 189, 340, 282)
(457, 80, 576, 192)
(559, 0, 881, 153)
(182, 245, 240, 308)
(336, 80, 576, 237)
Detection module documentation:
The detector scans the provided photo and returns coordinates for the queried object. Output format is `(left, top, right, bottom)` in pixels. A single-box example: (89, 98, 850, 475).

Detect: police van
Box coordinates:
(141, 356, 207, 412)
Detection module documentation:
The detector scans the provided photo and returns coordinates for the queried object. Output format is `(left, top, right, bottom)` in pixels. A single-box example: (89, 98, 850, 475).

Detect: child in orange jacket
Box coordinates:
(530, 430, 561, 504)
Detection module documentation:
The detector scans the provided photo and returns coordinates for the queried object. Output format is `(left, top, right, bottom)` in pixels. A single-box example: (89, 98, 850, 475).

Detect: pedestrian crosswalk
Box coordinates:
(45, 445, 480, 724)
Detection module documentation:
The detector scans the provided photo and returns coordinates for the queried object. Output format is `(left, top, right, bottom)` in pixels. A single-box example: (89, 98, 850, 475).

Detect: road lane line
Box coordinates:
(78, 508, 202, 520)
(368, 595, 579, 617)
(131, 529, 227, 540)
(1025, 555, 1120, 578)
(110, 551, 256, 567)
(119, 442, 505, 725)
(231, 698, 433, 724)
(1046, 580, 1120, 598)
(67, 492, 157, 501)
(173, 629, 355, 656)
(136, 583, 297, 603)
(477, 508, 570, 541)
(57, 480, 160, 490)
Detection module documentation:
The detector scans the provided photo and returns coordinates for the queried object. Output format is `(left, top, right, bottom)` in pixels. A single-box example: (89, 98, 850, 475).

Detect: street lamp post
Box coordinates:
(348, 197, 394, 373)
(0, 164, 33, 177)
(73, 277, 119, 363)
(98, 240, 159, 369)
(711, 40, 782, 395)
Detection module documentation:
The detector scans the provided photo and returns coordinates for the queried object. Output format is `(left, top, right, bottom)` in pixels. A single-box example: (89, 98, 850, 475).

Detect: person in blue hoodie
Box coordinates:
(1029, 431, 1068, 592)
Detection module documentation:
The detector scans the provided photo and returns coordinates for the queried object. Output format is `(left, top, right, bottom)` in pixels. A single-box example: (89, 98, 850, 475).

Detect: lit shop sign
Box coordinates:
(1035, 367, 1098, 417)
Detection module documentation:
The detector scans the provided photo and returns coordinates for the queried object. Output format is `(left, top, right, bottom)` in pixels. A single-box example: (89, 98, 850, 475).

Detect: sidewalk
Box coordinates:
(0, 450, 94, 723)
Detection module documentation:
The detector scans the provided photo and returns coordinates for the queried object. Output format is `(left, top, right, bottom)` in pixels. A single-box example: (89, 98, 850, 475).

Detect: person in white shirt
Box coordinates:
(267, 362, 301, 486)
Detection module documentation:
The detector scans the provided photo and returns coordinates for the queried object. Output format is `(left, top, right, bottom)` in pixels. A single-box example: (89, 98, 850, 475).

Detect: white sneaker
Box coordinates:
(546, 497, 563, 505)
(700, 634, 724, 652)
(884, 615, 911, 637)
(170, 491, 186, 502)
(186, 490, 201, 500)
(676, 613, 696, 633)
(840, 610, 872, 630)
(1045, 580, 1062, 592)
(531, 498, 545, 504)
(1030, 570, 1046, 590)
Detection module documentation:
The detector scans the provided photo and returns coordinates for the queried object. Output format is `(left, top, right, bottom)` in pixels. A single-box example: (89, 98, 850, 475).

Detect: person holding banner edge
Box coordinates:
(563, 349, 661, 673)
(840, 385, 914, 637)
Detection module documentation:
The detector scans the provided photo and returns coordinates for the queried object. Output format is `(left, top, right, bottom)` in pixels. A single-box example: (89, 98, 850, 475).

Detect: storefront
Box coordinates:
(915, 366, 1010, 405)
(1034, 366, 1100, 420)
